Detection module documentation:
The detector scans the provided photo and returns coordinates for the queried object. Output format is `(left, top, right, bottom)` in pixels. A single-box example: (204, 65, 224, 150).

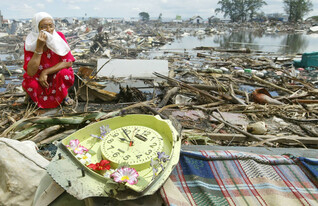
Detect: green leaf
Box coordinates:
(12, 125, 47, 140)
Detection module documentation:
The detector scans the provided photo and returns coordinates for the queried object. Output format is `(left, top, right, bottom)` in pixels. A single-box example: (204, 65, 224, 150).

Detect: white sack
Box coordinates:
(0, 138, 49, 206)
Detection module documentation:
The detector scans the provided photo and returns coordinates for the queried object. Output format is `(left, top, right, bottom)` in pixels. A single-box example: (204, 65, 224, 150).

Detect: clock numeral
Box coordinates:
(123, 155, 131, 160)
(113, 152, 120, 157)
(107, 145, 114, 150)
(150, 136, 156, 141)
(145, 149, 152, 155)
(112, 133, 119, 137)
(136, 154, 142, 159)
(118, 149, 125, 153)
(107, 138, 114, 143)
(142, 131, 151, 136)
(150, 142, 157, 148)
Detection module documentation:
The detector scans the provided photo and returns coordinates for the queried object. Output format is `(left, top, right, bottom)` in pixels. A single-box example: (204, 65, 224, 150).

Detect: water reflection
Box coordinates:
(159, 30, 318, 54)
(214, 31, 262, 51)
(278, 34, 309, 54)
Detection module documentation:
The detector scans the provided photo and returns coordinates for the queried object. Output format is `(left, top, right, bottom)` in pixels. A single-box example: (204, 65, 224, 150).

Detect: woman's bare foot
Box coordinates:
(64, 95, 74, 106)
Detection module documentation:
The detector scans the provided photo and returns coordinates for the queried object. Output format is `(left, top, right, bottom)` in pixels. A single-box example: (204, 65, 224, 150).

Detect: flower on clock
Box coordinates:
(66, 139, 88, 154)
(157, 152, 170, 163)
(76, 152, 92, 165)
(111, 167, 139, 185)
(87, 160, 111, 171)
(150, 153, 170, 180)
(150, 158, 159, 168)
(150, 158, 159, 180)
(157, 152, 170, 170)
(104, 168, 116, 178)
(91, 125, 111, 140)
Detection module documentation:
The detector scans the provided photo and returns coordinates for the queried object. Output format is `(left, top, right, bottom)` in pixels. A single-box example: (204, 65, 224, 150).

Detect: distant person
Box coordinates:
(22, 12, 75, 108)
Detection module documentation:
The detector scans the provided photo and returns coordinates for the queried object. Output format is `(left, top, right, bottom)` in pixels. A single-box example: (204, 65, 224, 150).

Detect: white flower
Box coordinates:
(76, 153, 92, 165)
(52, 89, 56, 94)
(64, 75, 69, 80)
(47, 53, 51, 59)
(59, 87, 62, 91)
(39, 65, 43, 70)
(27, 88, 33, 92)
(53, 74, 56, 79)
(43, 96, 48, 101)
(104, 169, 116, 178)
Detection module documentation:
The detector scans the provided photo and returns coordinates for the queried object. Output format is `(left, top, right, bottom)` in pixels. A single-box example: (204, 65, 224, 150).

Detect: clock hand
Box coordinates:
(121, 128, 134, 146)
(119, 137, 130, 142)
(121, 128, 131, 140)
(130, 128, 137, 146)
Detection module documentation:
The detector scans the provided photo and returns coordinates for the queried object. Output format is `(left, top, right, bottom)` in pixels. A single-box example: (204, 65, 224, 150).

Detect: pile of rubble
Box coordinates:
(0, 19, 317, 159)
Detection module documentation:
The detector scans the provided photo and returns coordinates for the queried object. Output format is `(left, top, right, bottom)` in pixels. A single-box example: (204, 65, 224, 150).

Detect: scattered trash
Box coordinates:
(247, 121, 267, 135)
(0, 19, 317, 154)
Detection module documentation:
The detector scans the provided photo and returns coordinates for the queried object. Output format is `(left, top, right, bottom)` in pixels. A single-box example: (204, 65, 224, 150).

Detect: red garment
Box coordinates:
(22, 31, 75, 109)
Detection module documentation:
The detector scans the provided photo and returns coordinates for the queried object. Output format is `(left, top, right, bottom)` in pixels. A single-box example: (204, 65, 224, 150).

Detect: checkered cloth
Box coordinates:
(160, 150, 318, 206)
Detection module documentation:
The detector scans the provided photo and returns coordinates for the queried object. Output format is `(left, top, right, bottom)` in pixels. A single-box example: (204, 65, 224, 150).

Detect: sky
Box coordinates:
(0, 0, 317, 20)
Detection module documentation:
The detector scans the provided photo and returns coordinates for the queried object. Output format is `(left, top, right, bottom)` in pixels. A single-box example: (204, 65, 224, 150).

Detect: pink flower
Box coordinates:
(111, 167, 139, 185)
(66, 139, 88, 154)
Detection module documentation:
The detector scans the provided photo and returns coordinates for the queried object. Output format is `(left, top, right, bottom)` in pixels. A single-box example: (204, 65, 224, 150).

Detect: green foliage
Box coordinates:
(284, 0, 313, 22)
(139, 12, 150, 21)
(311, 16, 318, 21)
(215, 0, 267, 22)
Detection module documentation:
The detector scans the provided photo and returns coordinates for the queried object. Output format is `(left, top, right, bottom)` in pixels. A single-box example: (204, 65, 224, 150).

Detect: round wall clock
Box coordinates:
(45, 114, 181, 200)
(101, 125, 165, 167)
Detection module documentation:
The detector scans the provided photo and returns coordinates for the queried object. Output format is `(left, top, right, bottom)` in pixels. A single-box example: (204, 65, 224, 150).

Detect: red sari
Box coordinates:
(22, 31, 75, 109)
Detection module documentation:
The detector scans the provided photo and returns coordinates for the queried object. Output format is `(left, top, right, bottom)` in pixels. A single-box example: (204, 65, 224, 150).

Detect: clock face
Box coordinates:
(101, 125, 164, 165)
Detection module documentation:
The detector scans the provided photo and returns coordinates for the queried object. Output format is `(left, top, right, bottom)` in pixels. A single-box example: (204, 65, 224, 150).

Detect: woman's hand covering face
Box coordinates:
(37, 18, 54, 48)
(37, 30, 47, 48)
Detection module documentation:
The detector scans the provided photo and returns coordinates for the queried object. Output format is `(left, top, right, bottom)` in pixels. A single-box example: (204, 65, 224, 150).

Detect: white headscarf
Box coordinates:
(25, 12, 70, 56)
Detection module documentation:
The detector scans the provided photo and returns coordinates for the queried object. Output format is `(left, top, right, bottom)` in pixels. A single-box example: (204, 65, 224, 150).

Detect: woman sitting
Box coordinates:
(22, 12, 75, 108)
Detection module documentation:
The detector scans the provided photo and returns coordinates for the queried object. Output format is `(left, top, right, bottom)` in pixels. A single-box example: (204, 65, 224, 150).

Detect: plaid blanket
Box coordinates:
(160, 150, 318, 206)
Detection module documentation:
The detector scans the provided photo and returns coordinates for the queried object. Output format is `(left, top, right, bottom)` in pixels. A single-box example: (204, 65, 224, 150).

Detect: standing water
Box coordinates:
(157, 31, 318, 55)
